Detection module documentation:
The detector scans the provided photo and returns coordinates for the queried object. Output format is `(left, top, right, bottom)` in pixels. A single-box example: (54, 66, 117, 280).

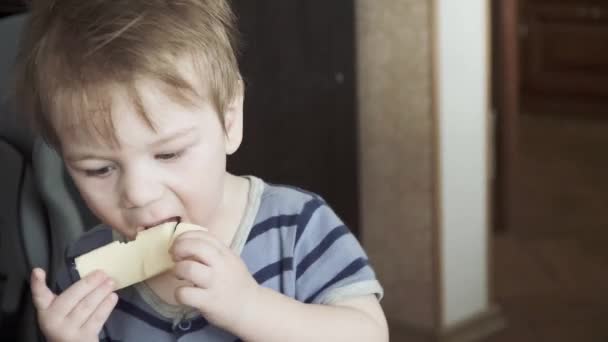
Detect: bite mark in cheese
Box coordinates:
(74, 222, 205, 290)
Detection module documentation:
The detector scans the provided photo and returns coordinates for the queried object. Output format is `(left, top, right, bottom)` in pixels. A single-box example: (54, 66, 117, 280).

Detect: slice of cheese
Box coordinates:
(74, 222, 205, 290)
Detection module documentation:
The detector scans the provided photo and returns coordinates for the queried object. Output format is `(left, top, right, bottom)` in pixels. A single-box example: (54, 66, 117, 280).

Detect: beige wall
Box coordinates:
(356, 0, 438, 331)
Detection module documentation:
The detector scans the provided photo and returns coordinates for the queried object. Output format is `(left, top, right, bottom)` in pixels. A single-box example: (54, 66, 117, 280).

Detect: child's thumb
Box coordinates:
(30, 268, 56, 310)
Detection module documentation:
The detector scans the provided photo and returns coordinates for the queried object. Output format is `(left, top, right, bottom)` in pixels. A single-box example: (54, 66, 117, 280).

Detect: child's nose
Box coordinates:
(119, 169, 163, 209)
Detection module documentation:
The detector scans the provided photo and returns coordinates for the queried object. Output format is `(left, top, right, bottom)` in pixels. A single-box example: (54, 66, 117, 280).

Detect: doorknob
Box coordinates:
(335, 72, 345, 85)
(575, 6, 589, 18)
(518, 23, 529, 38)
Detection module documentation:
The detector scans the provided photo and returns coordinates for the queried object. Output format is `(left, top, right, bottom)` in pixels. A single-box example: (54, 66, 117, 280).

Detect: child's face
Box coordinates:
(60, 78, 243, 240)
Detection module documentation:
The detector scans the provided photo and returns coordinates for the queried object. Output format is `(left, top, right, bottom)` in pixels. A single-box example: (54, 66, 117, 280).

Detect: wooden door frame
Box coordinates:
(492, 0, 520, 232)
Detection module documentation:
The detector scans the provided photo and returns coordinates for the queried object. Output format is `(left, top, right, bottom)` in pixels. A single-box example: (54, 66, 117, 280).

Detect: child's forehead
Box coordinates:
(113, 78, 203, 117)
(54, 76, 209, 149)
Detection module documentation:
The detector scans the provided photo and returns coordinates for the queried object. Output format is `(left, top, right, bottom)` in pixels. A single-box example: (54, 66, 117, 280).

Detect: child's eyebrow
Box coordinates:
(65, 152, 110, 163)
(64, 127, 198, 162)
(150, 126, 197, 148)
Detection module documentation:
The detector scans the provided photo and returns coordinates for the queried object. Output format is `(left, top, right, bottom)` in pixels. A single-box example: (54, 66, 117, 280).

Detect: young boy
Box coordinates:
(14, 1, 387, 341)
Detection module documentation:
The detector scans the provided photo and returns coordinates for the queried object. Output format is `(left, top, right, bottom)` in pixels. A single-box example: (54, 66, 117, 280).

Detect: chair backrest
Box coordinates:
(0, 13, 98, 341)
(0, 14, 41, 341)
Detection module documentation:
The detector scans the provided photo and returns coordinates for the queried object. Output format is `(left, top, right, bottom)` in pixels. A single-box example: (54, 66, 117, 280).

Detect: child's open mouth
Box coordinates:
(144, 216, 181, 230)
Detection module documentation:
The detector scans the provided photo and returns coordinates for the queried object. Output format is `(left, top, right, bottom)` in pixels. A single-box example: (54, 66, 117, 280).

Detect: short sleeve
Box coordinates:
(292, 199, 383, 304)
(50, 225, 116, 340)
(51, 256, 78, 293)
(52, 225, 115, 293)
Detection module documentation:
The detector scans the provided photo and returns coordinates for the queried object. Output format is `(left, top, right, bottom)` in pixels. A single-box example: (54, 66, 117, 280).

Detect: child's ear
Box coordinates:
(223, 81, 244, 155)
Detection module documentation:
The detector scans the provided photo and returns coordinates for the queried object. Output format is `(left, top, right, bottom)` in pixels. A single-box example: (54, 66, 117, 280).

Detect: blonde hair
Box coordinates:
(13, 0, 241, 149)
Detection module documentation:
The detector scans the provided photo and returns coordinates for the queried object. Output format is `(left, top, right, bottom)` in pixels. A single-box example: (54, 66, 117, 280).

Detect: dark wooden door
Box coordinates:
(493, 0, 521, 232)
(228, 1, 360, 235)
(521, 0, 608, 113)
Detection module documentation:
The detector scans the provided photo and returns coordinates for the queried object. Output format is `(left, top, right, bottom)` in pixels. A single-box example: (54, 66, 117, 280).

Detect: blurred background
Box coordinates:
(491, 0, 608, 341)
(1, 0, 608, 341)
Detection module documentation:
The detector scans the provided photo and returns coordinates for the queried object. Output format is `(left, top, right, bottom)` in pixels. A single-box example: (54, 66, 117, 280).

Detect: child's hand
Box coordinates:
(30, 268, 117, 342)
(170, 230, 260, 330)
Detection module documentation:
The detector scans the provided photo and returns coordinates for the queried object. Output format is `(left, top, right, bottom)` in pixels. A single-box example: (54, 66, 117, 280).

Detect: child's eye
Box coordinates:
(155, 150, 184, 161)
(84, 166, 114, 178)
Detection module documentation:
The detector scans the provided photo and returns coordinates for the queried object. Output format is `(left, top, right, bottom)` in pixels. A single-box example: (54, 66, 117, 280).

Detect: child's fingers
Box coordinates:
(66, 278, 115, 327)
(51, 270, 108, 317)
(81, 292, 118, 335)
(173, 260, 212, 288)
(170, 237, 223, 266)
(174, 285, 208, 310)
(30, 268, 56, 311)
(175, 231, 226, 252)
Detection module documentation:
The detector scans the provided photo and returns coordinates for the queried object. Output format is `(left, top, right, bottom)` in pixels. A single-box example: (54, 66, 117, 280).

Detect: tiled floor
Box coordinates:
(488, 113, 608, 341)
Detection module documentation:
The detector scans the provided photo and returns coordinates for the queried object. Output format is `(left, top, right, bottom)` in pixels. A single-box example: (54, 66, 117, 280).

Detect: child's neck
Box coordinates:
(144, 173, 250, 306)
(208, 173, 250, 247)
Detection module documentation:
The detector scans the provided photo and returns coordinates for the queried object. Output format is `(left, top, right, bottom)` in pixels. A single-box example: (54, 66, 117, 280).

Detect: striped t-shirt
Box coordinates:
(55, 176, 383, 341)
